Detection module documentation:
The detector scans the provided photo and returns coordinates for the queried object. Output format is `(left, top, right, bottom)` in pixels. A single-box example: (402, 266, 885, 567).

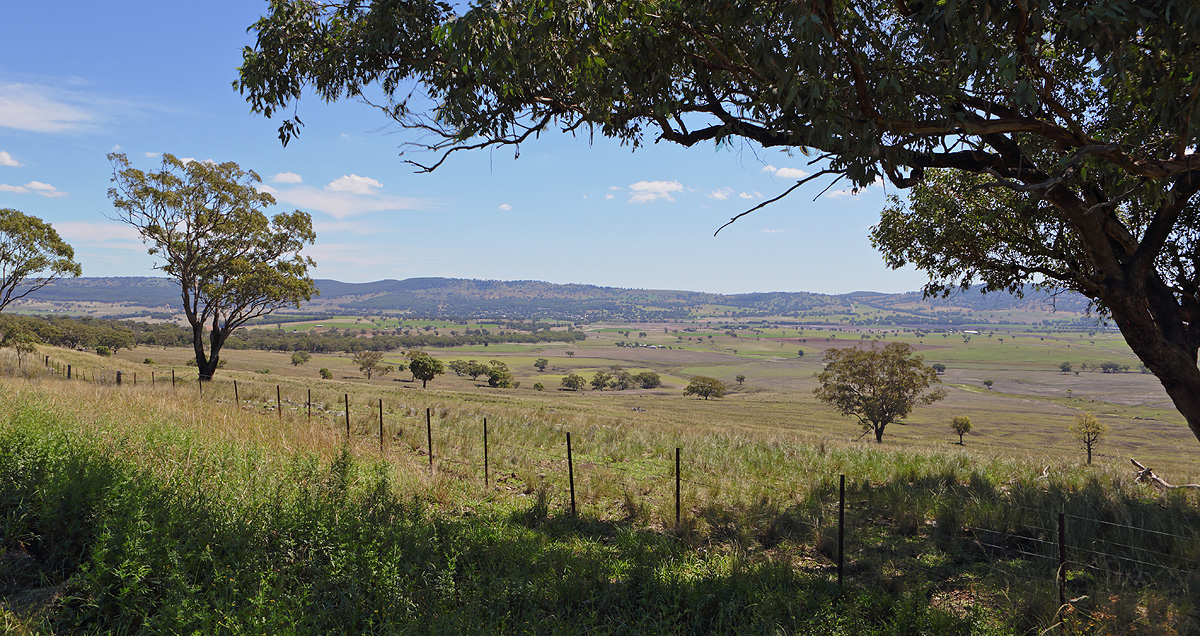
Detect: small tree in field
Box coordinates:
(1059, 362, 1073, 374)
(684, 376, 726, 400)
(408, 351, 445, 388)
(950, 416, 972, 445)
(1071, 412, 1107, 465)
(291, 350, 311, 366)
(560, 374, 585, 391)
(353, 350, 393, 380)
(814, 342, 945, 443)
(931, 363, 946, 375)
(534, 357, 549, 371)
(735, 374, 746, 385)
(2, 326, 38, 365)
(983, 380, 994, 390)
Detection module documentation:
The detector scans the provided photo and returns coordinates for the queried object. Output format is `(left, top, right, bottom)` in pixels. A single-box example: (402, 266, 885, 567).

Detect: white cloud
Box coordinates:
(53, 221, 141, 243)
(271, 171, 303, 184)
(607, 186, 621, 191)
(605, 193, 614, 200)
(762, 165, 810, 179)
(761, 229, 786, 234)
(499, 203, 512, 211)
(143, 151, 160, 158)
(0, 151, 22, 167)
(0, 83, 111, 133)
(628, 180, 684, 203)
(326, 174, 382, 195)
(270, 185, 429, 220)
(738, 192, 755, 199)
(708, 188, 732, 200)
(0, 181, 66, 197)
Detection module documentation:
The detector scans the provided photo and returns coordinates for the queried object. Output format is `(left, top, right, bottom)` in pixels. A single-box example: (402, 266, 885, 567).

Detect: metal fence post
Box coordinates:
(675, 447, 681, 526)
(567, 432, 576, 515)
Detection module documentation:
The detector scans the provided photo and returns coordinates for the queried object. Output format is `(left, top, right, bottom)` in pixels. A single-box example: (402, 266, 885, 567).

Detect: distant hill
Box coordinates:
(14, 277, 1096, 325)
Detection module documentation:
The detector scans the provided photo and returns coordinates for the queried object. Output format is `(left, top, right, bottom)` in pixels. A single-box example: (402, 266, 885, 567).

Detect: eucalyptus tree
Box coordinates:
(814, 342, 945, 443)
(108, 153, 317, 381)
(0, 208, 81, 312)
(238, 1, 1200, 443)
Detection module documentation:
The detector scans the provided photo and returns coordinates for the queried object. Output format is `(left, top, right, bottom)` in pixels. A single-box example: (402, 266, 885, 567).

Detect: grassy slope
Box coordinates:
(2, 363, 1198, 634)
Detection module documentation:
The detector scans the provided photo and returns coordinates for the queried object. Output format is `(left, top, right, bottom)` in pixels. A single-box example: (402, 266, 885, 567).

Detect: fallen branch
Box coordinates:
(1130, 459, 1200, 489)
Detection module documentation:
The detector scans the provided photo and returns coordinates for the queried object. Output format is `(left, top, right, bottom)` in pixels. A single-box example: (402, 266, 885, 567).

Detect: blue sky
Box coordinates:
(0, 1, 929, 295)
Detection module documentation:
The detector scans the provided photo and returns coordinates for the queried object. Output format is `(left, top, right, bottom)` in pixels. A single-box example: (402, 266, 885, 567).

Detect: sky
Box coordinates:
(0, 1, 931, 296)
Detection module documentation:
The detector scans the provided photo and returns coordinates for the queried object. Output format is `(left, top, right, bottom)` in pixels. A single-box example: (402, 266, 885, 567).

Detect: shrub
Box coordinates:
(533, 382, 544, 391)
(319, 368, 333, 380)
(96, 346, 112, 357)
(143, 358, 154, 365)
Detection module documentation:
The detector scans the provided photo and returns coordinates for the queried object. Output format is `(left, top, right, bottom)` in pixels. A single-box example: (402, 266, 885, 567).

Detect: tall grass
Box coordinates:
(1, 365, 1197, 633)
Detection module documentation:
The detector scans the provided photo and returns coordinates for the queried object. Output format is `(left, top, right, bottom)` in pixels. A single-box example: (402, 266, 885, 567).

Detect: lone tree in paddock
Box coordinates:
(1072, 412, 1107, 465)
(815, 342, 945, 443)
(108, 153, 316, 382)
(950, 416, 972, 445)
(684, 376, 726, 400)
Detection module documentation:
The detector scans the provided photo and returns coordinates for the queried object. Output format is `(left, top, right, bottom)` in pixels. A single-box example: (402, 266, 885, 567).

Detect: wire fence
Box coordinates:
(7, 350, 1200, 602)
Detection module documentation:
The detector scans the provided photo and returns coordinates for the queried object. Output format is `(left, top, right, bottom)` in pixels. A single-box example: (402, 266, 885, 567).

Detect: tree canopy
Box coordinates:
(237, 1, 1200, 444)
(108, 153, 317, 381)
(0, 208, 81, 312)
(684, 376, 726, 400)
(814, 342, 945, 443)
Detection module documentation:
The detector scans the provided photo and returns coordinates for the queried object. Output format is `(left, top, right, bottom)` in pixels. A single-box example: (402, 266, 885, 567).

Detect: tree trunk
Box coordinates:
(874, 425, 884, 443)
(1106, 296, 1200, 445)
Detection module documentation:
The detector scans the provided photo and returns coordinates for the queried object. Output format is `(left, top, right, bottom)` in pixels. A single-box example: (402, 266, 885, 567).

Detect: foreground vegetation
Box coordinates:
(2, 357, 1197, 633)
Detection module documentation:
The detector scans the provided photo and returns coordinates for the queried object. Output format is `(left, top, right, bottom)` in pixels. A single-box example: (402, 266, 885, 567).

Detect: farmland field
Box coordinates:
(90, 316, 1196, 481)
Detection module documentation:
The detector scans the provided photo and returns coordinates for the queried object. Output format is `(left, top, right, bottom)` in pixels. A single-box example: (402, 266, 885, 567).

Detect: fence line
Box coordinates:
(7, 350, 1200, 603)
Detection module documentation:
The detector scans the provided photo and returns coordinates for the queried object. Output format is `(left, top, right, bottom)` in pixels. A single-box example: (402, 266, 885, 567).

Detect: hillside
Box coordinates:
(13, 276, 1097, 325)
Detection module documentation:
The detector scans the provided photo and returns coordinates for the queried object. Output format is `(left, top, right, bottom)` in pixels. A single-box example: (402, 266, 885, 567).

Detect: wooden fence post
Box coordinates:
(344, 394, 350, 437)
(67, 365, 71, 380)
(171, 369, 176, 389)
(276, 385, 282, 420)
(307, 388, 311, 423)
(234, 380, 240, 408)
(379, 398, 384, 453)
(483, 418, 489, 487)
(116, 370, 122, 385)
(567, 432, 576, 515)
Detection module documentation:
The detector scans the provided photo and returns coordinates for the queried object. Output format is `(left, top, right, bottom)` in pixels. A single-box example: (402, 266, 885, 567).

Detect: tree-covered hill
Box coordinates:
(15, 277, 1094, 324)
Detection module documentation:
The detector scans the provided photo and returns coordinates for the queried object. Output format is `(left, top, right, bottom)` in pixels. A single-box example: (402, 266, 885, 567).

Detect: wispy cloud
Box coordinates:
(628, 180, 684, 203)
(0, 180, 67, 197)
(0, 151, 22, 167)
(761, 229, 785, 234)
(708, 188, 732, 200)
(262, 175, 432, 220)
(0, 82, 133, 134)
(53, 221, 141, 244)
(498, 203, 512, 211)
(605, 193, 614, 200)
(762, 165, 810, 180)
(142, 152, 160, 159)
(271, 171, 303, 184)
